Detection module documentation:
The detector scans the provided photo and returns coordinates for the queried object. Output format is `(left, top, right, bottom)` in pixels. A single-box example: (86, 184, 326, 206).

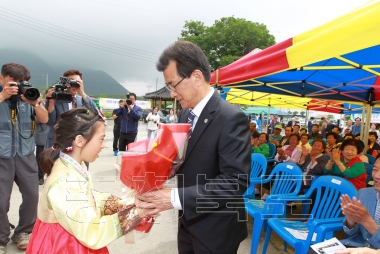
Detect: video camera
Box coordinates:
(47, 77, 80, 103)
(10, 81, 40, 101)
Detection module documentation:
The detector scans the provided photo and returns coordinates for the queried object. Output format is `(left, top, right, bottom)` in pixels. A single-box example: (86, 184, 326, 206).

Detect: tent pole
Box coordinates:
(174, 98, 177, 116)
(267, 100, 271, 134)
(363, 104, 372, 152)
(360, 104, 366, 140)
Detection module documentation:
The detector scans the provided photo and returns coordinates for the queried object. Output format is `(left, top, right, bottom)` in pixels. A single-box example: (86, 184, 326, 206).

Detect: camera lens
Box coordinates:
(68, 79, 80, 88)
(22, 87, 40, 101)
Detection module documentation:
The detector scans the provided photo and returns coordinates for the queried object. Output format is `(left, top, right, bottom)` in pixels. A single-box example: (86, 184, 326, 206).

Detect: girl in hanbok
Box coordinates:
(27, 108, 148, 254)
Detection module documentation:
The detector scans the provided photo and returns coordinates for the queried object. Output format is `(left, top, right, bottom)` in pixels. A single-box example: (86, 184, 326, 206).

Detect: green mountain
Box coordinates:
(0, 48, 128, 96)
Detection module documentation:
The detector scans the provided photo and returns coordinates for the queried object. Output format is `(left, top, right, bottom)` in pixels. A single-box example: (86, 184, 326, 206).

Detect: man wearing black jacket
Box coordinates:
(112, 100, 124, 156)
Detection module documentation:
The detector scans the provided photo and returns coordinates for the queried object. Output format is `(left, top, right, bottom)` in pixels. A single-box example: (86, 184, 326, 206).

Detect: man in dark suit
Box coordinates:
(307, 117, 315, 133)
(45, 69, 98, 148)
(287, 116, 298, 127)
(136, 41, 251, 254)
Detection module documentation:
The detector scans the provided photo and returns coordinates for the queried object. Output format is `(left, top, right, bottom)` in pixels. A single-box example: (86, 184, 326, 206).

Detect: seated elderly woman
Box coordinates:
(298, 139, 328, 189)
(339, 158, 380, 249)
(251, 133, 270, 195)
(324, 132, 340, 155)
(324, 138, 366, 190)
(344, 133, 369, 163)
(251, 133, 270, 157)
(261, 133, 302, 200)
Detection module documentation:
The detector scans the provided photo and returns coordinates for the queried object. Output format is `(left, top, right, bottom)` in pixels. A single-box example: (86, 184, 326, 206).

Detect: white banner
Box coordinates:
(98, 98, 151, 110)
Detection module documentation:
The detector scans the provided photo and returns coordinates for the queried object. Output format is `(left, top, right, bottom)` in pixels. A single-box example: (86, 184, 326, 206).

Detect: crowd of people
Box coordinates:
(3, 40, 380, 253)
(251, 114, 380, 250)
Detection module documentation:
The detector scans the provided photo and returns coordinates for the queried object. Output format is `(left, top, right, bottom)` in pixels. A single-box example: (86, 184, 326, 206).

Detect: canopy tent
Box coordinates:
(223, 88, 310, 109)
(211, 0, 380, 142)
(306, 99, 380, 114)
(211, 1, 380, 103)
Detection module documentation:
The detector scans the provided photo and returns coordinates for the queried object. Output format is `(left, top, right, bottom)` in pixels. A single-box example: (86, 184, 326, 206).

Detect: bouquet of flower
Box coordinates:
(119, 123, 190, 234)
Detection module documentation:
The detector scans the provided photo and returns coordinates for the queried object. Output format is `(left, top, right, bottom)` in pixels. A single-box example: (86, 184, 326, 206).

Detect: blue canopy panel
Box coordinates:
(225, 44, 380, 103)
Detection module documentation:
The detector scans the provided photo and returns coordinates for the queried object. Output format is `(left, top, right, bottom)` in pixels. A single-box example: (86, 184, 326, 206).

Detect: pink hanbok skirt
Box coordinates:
(27, 219, 109, 254)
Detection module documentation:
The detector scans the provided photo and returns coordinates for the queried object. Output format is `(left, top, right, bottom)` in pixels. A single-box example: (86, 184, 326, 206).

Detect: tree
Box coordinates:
(300, 111, 306, 116)
(288, 110, 292, 115)
(293, 111, 299, 116)
(180, 17, 276, 71)
(344, 115, 352, 121)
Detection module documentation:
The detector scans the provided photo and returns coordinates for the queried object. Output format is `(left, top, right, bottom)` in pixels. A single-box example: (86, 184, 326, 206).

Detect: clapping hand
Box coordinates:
(340, 194, 371, 226)
(277, 147, 285, 156)
(331, 148, 341, 162)
(301, 145, 309, 156)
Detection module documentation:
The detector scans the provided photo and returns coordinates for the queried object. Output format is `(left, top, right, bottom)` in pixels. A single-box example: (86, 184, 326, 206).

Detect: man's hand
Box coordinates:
(341, 195, 374, 230)
(301, 145, 309, 156)
(0, 83, 18, 101)
(20, 94, 40, 106)
(76, 78, 85, 97)
(45, 87, 55, 99)
(270, 140, 279, 147)
(135, 188, 173, 217)
(277, 147, 285, 156)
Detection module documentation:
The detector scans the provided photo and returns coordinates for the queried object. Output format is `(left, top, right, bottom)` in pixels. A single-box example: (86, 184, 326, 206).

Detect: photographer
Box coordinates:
(0, 63, 48, 252)
(45, 69, 98, 148)
(116, 92, 142, 151)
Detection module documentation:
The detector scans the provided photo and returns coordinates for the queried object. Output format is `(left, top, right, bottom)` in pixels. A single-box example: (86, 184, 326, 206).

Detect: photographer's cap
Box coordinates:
(275, 124, 283, 130)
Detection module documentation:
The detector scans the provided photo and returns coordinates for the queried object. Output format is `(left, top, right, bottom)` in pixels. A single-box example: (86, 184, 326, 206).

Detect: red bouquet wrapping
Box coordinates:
(120, 123, 190, 233)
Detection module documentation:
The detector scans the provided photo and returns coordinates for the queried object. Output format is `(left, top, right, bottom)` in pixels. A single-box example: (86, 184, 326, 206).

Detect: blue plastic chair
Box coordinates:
(364, 162, 374, 186)
(365, 153, 376, 165)
(244, 153, 267, 199)
(261, 176, 357, 254)
(245, 163, 303, 254)
(266, 142, 277, 163)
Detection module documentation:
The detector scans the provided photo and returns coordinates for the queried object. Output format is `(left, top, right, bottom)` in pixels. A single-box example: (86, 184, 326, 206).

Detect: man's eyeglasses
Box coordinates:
(165, 77, 186, 92)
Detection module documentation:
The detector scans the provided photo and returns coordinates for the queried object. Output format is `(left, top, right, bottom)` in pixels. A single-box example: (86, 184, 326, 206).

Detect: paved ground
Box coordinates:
(7, 120, 294, 254)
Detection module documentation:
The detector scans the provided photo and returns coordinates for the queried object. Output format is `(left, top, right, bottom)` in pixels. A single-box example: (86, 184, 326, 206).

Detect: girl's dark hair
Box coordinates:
(40, 109, 105, 176)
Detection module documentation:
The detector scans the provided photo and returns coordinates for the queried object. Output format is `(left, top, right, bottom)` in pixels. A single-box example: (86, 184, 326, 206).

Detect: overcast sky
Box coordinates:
(0, 0, 371, 96)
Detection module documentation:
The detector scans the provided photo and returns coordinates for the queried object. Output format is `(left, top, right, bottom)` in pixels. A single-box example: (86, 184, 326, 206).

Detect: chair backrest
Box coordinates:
(245, 153, 267, 197)
(250, 153, 267, 179)
(267, 142, 276, 159)
(364, 162, 373, 185)
(365, 153, 376, 165)
(304, 176, 357, 221)
(267, 163, 303, 196)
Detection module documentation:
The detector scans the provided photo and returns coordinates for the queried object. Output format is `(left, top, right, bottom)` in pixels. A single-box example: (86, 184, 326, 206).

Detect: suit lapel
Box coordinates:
(184, 91, 219, 158)
(368, 188, 377, 218)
